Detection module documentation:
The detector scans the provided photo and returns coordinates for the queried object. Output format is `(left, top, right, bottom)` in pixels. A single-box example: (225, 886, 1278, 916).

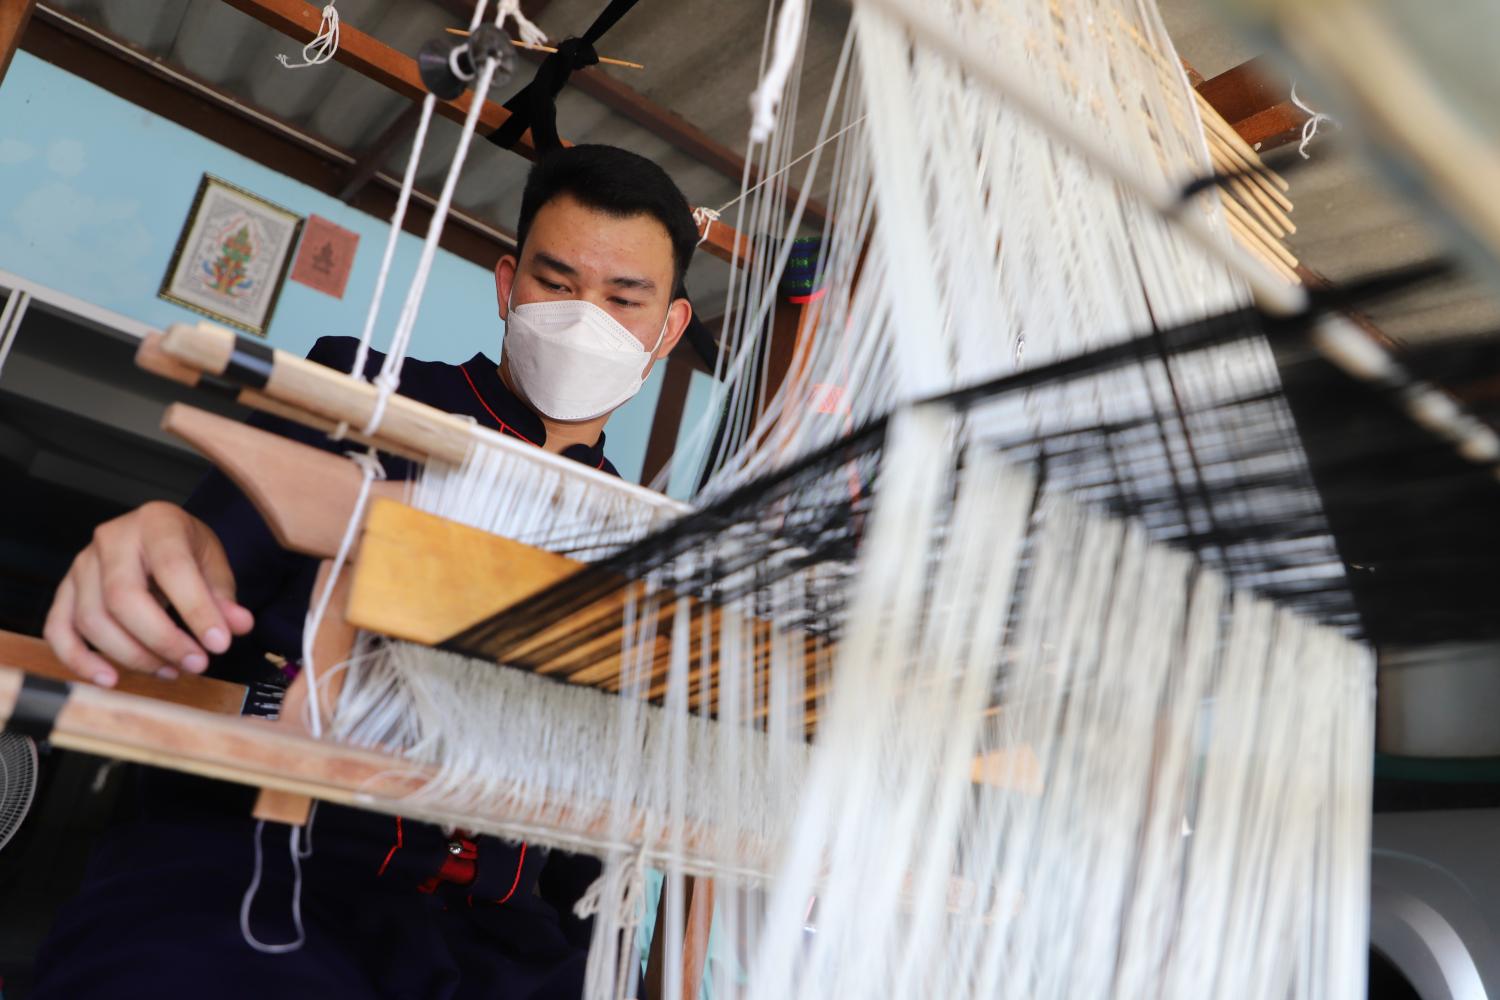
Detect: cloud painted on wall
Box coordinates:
(0, 138, 35, 166)
(0, 180, 153, 302)
(45, 138, 86, 178)
(0, 134, 152, 301)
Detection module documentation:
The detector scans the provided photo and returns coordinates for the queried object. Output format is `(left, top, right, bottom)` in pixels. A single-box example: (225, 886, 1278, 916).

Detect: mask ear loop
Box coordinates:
(643, 303, 673, 373)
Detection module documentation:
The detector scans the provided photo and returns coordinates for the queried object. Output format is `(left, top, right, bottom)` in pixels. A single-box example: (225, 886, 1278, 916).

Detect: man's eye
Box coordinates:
(611, 297, 641, 308)
(538, 278, 566, 291)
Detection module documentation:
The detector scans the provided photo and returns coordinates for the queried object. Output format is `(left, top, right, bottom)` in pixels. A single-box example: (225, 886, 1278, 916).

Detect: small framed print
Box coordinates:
(290, 214, 360, 299)
(159, 174, 303, 337)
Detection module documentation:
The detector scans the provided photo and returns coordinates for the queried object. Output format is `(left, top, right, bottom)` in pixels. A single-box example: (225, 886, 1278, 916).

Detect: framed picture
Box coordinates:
(159, 174, 303, 337)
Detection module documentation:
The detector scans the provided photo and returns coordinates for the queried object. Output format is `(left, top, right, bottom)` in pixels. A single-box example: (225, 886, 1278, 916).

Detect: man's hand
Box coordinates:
(43, 501, 254, 687)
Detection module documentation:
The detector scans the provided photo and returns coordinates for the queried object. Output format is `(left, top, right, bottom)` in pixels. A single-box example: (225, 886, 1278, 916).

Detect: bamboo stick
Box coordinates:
(1220, 194, 1299, 271)
(443, 28, 645, 70)
(1208, 143, 1296, 234)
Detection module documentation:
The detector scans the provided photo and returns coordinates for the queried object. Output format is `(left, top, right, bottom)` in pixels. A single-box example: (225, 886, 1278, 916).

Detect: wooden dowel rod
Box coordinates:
(156, 322, 686, 518)
(1224, 172, 1288, 239)
(1225, 215, 1300, 284)
(1205, 132, 1296, 213)
(1208, 144, 1296, 233)
(1220, 194, 1299, 270)
(0, 630, 247, 714)
(0, 662, 766, 874)
(1195, 92, 1293, 192)
(443, 27, 645, 69)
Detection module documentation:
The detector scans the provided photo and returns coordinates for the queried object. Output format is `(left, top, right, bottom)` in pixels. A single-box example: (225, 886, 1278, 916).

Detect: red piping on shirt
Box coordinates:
(461, 363, 608, 471)
(466, 842, 529, 907)
(495, 842, 528, 903)
(460, 363, 538, 446)
(376, 816, 404, 877)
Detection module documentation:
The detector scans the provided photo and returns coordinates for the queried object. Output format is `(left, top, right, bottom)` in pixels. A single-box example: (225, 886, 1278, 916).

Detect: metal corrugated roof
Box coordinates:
(39, 0, 1500, 340)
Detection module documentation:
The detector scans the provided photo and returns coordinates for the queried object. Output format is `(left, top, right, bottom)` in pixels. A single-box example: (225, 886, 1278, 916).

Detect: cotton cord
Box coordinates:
(276, 3, 339, 69)
(239, 820, 309, 954)
(349, 94, 438, 382)
(716, 115, 867, 218)
(496, 0, 548, 47)
(692, 207, 720, 248)
(362, 32, 506, 438)
(1289, 82, 1336, 159)
(299, 449, 384, 740)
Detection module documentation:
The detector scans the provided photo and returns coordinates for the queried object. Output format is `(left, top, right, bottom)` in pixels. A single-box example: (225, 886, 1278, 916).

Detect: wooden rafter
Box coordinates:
(433, 0, 830, 226)
(218, 0, 750, 265)
(0, 0, 36, 84)
(1195, 56, 1311, 153)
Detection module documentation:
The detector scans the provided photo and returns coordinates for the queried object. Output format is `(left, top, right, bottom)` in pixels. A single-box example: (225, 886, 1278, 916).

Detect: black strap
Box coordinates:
(486, 0, 643, 154)
(9, 674, 69, 742)
(224, 338, 275, 390)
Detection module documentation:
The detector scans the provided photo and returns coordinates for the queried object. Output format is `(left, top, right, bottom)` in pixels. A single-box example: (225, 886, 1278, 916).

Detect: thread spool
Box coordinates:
(417, 27, 514, 101)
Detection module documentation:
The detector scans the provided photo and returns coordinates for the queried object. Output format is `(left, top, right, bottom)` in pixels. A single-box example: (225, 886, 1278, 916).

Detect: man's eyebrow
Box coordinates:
(531, 251, 578, 276)
(609, 275, 657, 291)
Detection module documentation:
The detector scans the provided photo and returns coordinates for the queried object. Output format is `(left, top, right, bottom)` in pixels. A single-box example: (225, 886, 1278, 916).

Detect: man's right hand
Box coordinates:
(43, 501, 254, 687)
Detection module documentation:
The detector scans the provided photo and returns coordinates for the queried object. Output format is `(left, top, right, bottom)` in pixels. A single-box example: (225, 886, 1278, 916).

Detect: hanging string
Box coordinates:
(748, 0, 809, 143)
(712, 114, 868, 221)
(496, 0, 549, 46)
(692, 207, 720, 248)
(299, 449, 384, 740)
(239, 819, 312, 954)
(276, 3, 340, 70)
(349, 95, 438, 383)
(1290, 81, 1337, 159)
(362, 46, 507, 437)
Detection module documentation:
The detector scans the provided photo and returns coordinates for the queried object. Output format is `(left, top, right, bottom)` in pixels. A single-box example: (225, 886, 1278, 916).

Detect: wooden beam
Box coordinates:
(1196, 56, 1286, 124)
(0, 0, 35, 85)
(219, 0, 540, 155)
(455, 0, 832, 229)
(220, 0, 752, 266)
(1195, 56, 1310, 153)
(1231, 101, 1307, 152)
(25, 6, 515, 267)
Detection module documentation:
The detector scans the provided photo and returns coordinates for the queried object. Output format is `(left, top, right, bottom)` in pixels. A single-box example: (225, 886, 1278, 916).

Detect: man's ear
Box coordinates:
(653, 297, 694, 361)
(494, 254, 518, 320)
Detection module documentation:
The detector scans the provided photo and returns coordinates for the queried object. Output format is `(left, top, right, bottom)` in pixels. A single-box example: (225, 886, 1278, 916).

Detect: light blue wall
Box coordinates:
(0, 51, 673, 483)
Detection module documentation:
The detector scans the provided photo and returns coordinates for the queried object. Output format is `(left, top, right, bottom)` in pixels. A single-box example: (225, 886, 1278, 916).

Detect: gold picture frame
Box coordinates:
(158, 174, 303, 337)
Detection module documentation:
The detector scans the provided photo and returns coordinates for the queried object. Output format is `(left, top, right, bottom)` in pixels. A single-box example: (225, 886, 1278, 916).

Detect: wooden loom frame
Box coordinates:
(0, 4, 1319, 992)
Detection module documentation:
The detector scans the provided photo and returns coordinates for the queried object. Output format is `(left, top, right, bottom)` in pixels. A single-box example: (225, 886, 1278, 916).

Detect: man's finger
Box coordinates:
(72, 552, 170, 674)
(43, 578, 118, 687)
(215, 595, 256, 637)
(104, 574, 208, 672)
(197, 531, 253, 637)
(146, 530, 231, 655)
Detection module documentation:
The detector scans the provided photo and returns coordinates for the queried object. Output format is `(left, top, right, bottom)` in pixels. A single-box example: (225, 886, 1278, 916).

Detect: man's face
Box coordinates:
(495, 193, 690, 364)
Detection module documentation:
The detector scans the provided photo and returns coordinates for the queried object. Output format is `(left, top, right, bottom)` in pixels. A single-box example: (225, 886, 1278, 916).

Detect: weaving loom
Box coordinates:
(5, 0, 1499, 996)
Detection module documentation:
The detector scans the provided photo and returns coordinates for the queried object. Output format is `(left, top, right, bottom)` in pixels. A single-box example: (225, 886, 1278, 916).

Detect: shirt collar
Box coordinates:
(458, 354, 614, 474)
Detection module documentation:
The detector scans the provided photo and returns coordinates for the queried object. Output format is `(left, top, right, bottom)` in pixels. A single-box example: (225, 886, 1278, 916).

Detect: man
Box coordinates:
(33, 144, 698, 999)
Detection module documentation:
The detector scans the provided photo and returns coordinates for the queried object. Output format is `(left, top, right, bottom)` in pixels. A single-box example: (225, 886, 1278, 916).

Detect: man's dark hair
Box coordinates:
(515, 144, 698, 297)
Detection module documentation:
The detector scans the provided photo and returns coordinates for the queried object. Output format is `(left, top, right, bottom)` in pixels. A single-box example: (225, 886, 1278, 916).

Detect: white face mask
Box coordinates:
(501, 294, 669, 422)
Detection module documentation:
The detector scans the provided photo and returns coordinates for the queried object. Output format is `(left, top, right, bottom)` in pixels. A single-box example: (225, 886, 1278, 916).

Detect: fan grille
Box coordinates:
(0, 732, 39, 851)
